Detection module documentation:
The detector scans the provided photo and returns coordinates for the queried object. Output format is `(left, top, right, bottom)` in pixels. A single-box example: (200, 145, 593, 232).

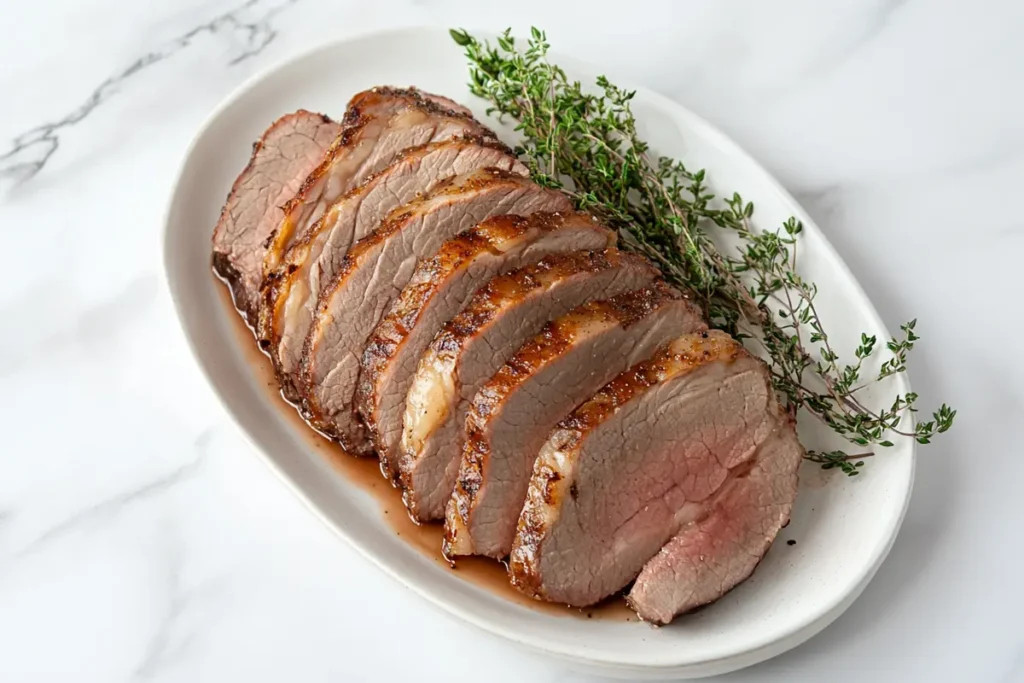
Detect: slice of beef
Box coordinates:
(444, 282, 706, 560)
(357, 212, 616, 473)
(259, 137, 527, 398)
(627, 424, 802, 624)
(509, 331, 801, 608)
(211, 110, 340, 324)
(261, 87, 495, 277)
(399, 249, 658, 522)
(299, 169, 571, 453)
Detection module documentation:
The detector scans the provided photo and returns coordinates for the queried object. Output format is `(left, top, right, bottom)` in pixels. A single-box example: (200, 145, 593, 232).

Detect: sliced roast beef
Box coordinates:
(627, 424, 802, 624)
(444, 282, 706, 560)
(211, 110, 340, 324)
(261, 87, 494, 277)
(357, 212, 615, 472)
(299, 169, 571, 453)
(259, 137, 527, 398)
(399, 249, 658, 522)
(509, 331, 801, 608)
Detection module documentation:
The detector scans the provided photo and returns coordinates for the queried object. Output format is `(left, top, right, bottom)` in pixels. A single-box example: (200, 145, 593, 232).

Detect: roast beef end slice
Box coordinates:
(357, 212, 615, 470)
(212, 110, 339, 324)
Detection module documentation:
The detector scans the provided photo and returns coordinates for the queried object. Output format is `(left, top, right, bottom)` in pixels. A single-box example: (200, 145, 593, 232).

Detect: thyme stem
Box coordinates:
(450, 27, 956, 475)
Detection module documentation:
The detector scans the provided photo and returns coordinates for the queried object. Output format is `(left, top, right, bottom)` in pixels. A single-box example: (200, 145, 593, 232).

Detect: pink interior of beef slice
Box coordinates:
(509, 330, 802, 610)
(211, 110, 340, 324)
(627, 424, 803, 624)
(259, 136, 526, 399)
(260, 87, 495, 283)
(298, 168, 572, 454)
(443, 282, 706, 560)
(356, 211, 616, 473)
(398, 248, 659, 523)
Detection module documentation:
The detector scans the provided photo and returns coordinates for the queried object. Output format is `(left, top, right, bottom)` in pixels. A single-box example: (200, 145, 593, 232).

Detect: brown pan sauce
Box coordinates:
(215, 275, 636, 621)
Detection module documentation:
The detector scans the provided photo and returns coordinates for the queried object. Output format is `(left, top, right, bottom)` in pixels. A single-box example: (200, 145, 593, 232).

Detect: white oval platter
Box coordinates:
(163, 27, 915, 679)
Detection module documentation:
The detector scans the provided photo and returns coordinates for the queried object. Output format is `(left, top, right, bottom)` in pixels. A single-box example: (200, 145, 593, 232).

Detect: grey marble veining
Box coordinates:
(0, 0, 300, 188)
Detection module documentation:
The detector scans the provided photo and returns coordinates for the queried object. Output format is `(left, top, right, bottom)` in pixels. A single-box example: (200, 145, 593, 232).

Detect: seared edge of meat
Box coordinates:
(258, 135, 524, 398)
(443, 281, 706, 559)
(262, 87, 496, 278)
(415, 89, 474, 117)
(356, 211, 616, 471)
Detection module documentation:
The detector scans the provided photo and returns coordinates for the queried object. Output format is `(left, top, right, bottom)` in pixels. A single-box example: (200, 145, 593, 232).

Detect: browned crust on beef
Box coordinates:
(415, 90, 474, 117)
(257, 136, 518, 399)
(394, 248, 658, 500)
(296, 168, 541, 440)
(356, 214, 542, 460)
(261, 87, 496, 278)
(211, 109, 334, 326)
(426, 249, 657, 364)
(508, 330, 746, 599)
(444, 281, 702, 554)
(355, 212, 615, 468)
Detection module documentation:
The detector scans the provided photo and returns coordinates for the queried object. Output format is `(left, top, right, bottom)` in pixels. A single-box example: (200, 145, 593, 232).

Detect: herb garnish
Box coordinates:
(450, 27, 955, 475)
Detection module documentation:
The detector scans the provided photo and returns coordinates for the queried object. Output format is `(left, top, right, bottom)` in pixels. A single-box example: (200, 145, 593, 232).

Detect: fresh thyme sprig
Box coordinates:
(450, 27, 956, 474)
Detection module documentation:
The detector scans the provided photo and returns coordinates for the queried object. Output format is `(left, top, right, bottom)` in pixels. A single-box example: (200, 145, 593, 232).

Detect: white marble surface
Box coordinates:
(1, 0, 1022, 680)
